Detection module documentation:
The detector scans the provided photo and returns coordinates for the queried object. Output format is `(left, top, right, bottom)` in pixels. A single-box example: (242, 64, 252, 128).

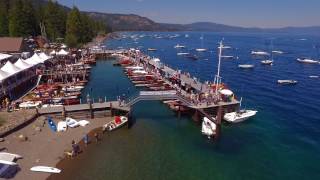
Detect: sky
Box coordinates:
(56, 0, 320, 28)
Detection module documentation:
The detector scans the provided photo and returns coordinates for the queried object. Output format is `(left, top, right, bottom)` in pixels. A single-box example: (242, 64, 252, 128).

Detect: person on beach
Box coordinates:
(83, 134, 89, 146)
(94, 132, 99, 142)
(71, 140, 80, 156)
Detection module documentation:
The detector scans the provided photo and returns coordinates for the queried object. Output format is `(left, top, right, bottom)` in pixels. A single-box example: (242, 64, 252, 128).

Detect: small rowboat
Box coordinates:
(103, 116, 128, 131)
(30, 166, 61, 174)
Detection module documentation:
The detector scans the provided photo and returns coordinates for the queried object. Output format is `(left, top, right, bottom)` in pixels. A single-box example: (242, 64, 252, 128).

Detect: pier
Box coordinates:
(88, 44, 241, 139)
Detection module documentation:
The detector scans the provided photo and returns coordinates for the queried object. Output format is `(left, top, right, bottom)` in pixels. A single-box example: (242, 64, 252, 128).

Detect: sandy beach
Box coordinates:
(1, 115, 113, 180)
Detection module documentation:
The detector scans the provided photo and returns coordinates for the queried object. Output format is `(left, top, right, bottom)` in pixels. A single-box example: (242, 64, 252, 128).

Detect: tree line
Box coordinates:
(0, 0, 111, 47)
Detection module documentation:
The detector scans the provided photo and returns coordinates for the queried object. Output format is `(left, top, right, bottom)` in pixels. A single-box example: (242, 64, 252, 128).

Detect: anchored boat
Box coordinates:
(201, 117, 216, 139)
(224, 110, 257, 123)
(238, 64, 254, 69)
(277, 80, 298, 85)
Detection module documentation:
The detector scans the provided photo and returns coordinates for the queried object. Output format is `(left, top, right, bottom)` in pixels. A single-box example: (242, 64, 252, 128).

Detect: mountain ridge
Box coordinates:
(36, 0, 320, 34)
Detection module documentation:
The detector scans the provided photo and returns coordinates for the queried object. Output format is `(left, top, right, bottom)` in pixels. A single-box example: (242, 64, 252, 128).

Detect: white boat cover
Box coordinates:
(220, 89, 233, 96)
(0, 53, 12, 62)
(0, 69, 10, 82)
(14, 58, 33, 70)
(57, 49, 69, 56)
(1, 61, 22, 76)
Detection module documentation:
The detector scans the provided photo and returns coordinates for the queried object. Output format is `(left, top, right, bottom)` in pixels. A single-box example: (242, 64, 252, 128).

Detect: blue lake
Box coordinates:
(53, 32, 320, 180)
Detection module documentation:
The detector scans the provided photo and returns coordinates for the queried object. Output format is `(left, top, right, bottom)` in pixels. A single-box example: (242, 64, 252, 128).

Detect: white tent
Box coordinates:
(25, 53, 45, 65)
(0, 53, 12, 62)
(39, 52, 52, 61)
(50, 50, 56, 55)
(61, 44, 67, 49)
(0, 69, 10, 82)
(1, 61, 22, 76)
(14, 58, 33, 70)
(57, 49, 69, 56)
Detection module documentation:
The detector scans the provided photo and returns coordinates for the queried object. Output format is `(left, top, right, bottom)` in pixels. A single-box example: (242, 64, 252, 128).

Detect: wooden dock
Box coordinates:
(38, 101, 130, 115)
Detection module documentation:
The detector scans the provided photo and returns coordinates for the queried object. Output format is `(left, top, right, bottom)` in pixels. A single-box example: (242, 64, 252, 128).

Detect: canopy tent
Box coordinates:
(0, 69, 10, 82)
(50, 50, 56, 55)
(24, 53, 45, 65)
(57, 49, 69, 56)
(39, 52, 52, 61)
(1, 61, 22, 76)
(61, 44, 67, 49)
(14, 58, 33, 70)
(0, 53, 12, 62)
(219, 89, 233, 96)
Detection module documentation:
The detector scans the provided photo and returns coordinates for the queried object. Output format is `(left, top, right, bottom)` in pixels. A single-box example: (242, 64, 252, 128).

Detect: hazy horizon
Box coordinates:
(57, 0, 320, 28)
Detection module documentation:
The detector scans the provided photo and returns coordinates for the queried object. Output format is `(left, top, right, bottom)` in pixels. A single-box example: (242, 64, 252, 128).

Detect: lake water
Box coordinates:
(51, 32, 320, 180)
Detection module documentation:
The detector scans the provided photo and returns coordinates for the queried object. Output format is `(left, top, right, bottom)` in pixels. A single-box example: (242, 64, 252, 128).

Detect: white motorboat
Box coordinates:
(296, 58, 319, 64)
(238, 64, 254, 69)
(272, 50, 284, 54)
(174, 44, 185, 49)
(19, 101, 41, 109)
(103, 116, 128, 131)
(261, 59, 273, 65)
(277, 80, 298, 85)
(309, 75, 319, 79)
(201, 117, 216, 138)
(62, 86, 84, 92)
(224, 110, 257, 123)
(30, 166, 61, 174)
(147, 48, 157, 51)
(196, 48, 207, 52)
(177, 52, 190, 56)
(132, 70, 148, 74)
(41, 104, 63, 108)
(251, 51, 270, 56)
(65, 117, 80, 128)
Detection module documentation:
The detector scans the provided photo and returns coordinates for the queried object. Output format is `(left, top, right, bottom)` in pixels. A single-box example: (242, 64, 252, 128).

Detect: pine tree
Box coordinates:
(8, 0, 24, 37)
(65, 7, 82, 47)
(21, 0, 38, 36)
(44, 0, 67, 41)
(0, 0, 9, 36)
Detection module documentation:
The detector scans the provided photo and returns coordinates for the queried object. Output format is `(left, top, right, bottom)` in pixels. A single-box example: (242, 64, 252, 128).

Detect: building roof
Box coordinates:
(0, 37, 23, 53)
